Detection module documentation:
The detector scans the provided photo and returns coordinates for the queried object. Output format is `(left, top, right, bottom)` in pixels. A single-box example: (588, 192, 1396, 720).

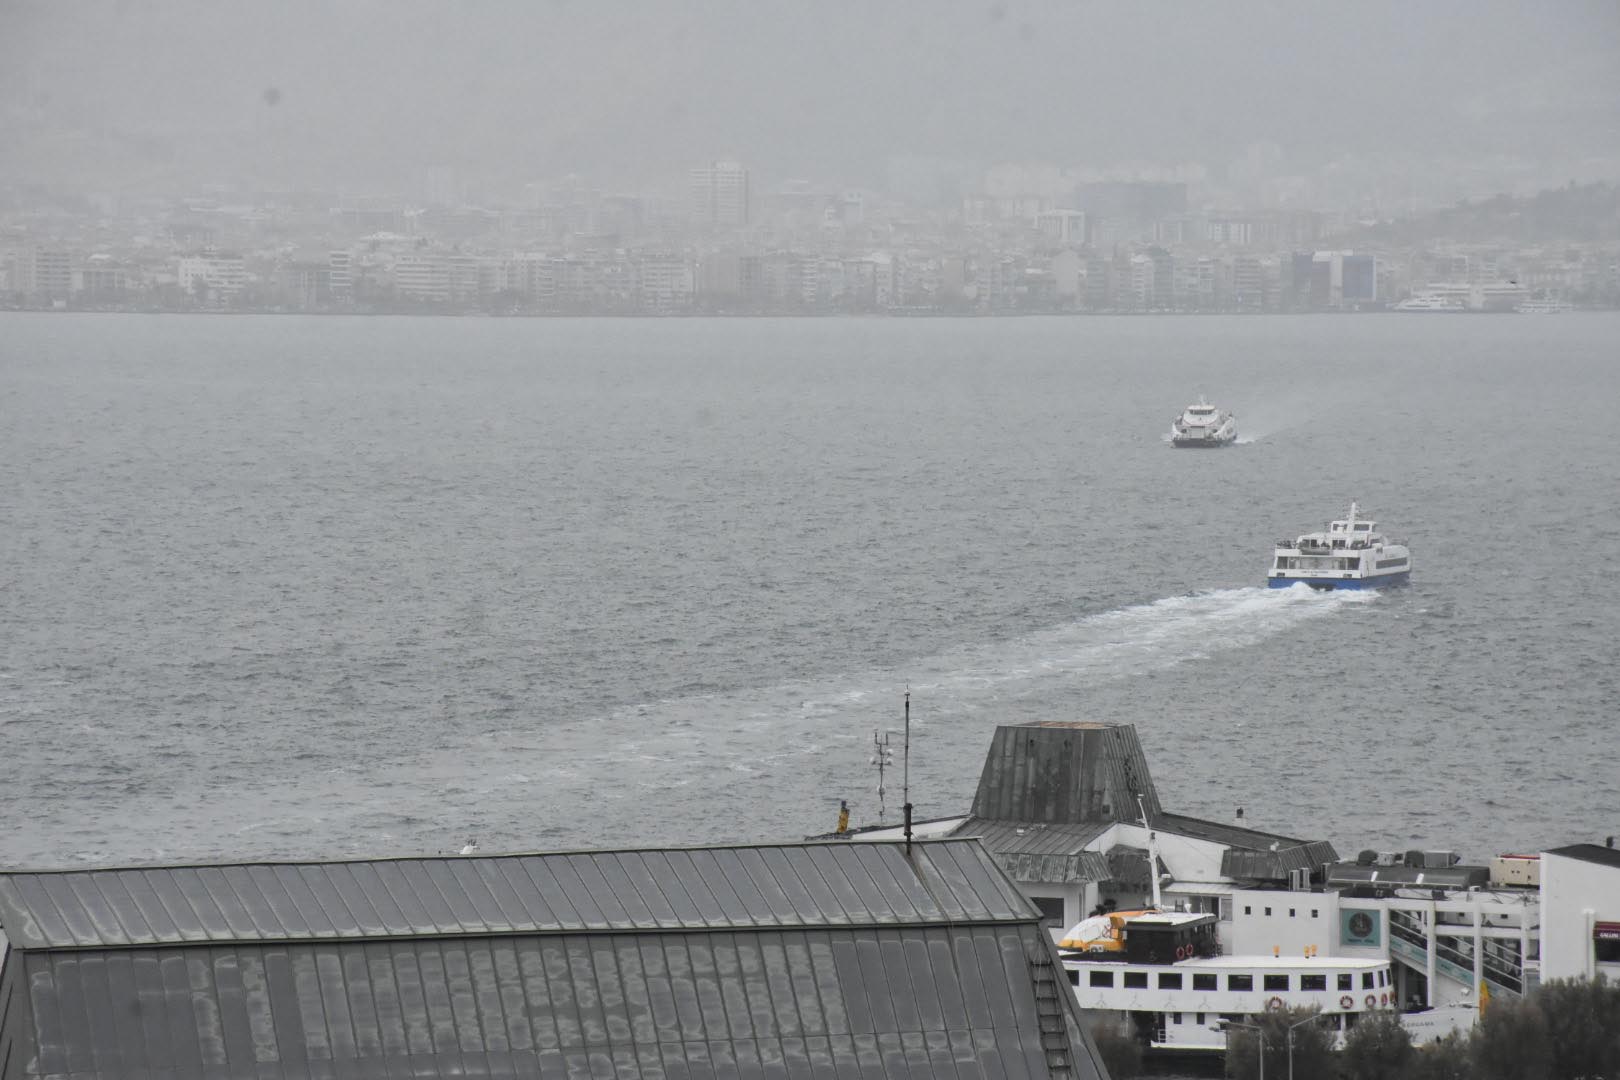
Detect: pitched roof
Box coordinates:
(0, 840, 1106, 1080)
(949, 819, 1115, 885)
(0, 839, 1032, 952)
(969, 722, 1162, 825)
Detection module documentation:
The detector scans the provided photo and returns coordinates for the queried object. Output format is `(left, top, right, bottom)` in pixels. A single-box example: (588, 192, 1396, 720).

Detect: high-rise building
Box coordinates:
(690, 160, 750, 228)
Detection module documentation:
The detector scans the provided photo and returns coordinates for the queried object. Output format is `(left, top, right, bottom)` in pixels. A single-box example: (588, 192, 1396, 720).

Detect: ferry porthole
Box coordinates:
(1340, 994, 1354, 1010)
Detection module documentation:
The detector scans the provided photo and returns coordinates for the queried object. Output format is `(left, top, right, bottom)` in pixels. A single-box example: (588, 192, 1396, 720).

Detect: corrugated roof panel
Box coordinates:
(0, 841, 1045, 954)
(758, 846, 839, 927)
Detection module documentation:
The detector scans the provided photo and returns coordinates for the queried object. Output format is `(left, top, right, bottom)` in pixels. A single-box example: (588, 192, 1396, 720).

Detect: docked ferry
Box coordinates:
(1170, 398, 1237, 448)
(1268, 503, 1410, 590)
(1059, 908, 1397, 1052)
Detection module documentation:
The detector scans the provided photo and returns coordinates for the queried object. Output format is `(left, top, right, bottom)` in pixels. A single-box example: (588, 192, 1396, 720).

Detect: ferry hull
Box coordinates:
(1170, 437, 1235, 449)
(1267, 571, 1410, 590)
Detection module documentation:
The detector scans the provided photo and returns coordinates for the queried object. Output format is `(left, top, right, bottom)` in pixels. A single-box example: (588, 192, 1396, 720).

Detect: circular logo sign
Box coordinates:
(1348, 912, 1375, 938)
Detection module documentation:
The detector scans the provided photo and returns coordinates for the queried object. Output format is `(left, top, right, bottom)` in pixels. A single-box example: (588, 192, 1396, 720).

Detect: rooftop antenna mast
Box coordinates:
(902, 687, 913, 855)
(871, 728, 894, 823)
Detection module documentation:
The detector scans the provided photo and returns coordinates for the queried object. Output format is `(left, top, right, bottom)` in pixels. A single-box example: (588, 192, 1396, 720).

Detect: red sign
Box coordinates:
(1594, 921, 1620, 941)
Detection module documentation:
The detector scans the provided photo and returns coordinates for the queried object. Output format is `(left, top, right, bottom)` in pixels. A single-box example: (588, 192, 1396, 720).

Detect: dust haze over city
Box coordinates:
(5, 0, 1620, 203)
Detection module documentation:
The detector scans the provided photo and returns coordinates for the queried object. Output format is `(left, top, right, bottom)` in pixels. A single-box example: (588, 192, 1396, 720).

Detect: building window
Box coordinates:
(1338, 973, 1353, 991)
(1193, 973, 1218, 991)
(1159, 973, 1183, 990)
(1090, 970, 1115, 988)
(1264, 974, 1290, 992)
(1124, 971, 1148, 989)
(1228, 974, 1254, 992)
(1362, 972, 1375, 989)
(1031, 895, 1066, 930)
(1596, 938, 1620, 964)
(1301, 974, 1327, 991)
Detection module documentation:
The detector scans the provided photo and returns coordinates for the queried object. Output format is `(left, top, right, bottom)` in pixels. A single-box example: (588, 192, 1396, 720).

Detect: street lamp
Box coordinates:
(1217, 1019, 1268, 1080)
(1284, 1014, 1323, 1080)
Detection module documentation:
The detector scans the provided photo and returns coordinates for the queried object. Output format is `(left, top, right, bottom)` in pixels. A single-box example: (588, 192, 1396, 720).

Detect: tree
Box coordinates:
(1469, 993, 1552, 1080)
(1225, 1007, 1334, 1080)
(1403, 1034, 1472, 1080)
(1519, 976, 1620, 1080)
(1340, 1011, 1414, 1080)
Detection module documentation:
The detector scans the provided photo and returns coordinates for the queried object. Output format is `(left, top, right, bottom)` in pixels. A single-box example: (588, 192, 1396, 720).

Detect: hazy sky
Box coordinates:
(4, 0, 1618, 191)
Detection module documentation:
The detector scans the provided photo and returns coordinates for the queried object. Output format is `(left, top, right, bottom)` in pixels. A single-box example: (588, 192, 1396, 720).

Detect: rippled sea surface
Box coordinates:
(3, 312, 1617, 869)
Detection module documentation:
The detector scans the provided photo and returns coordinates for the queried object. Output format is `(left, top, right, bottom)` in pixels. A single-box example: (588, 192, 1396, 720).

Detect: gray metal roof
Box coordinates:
(948, 819, 1114, 885)
(0, 840, 1107, 1080)
(0, 839, 1034, 952)
(1545, 843, 1620, 871)
(969, 722, 1163, 826)
(1217, 841, 1340, 882)
(1155, 811, 1319, 851)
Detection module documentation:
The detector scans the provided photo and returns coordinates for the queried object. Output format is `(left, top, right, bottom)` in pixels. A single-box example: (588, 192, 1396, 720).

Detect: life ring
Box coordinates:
(1365, 994, 1376, 1008)
(1175, 945, 1189, 960)
(1266, 996, 1285, 1012)
(1381, 992, 1389, 1006)
(1340, 994, 1354, 1010)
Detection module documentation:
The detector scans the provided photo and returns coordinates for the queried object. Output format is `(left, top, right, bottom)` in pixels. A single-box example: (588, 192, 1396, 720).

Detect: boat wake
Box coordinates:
(53, 586, 1376, 862)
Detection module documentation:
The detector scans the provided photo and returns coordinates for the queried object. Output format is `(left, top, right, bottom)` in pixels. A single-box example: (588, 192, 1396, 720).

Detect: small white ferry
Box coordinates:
(1170, 398, 1237, 448)
(1268, 503, 1410, 590)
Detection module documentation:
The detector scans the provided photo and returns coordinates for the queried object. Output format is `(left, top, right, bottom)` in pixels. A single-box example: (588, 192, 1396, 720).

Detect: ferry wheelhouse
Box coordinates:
(1268, 503, 1410, 590)
(1170, 398, 1237, 448)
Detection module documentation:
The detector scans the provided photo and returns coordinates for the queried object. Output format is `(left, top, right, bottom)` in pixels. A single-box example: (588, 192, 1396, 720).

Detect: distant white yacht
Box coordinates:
(1169, 397, 1237, 448)
(1393, 295, 1466, 312)
(1268, 503, 1410, 590)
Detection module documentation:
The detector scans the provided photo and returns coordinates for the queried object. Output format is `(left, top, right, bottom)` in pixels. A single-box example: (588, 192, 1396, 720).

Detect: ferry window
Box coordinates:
(1227, 974, 1254, 992)
(1378, 970, 1387, 987)
(1289, 908, 1296, 918)
(1362, 973, 1375, 989)
(1312, 909, 1320, 919)
(1158, 973, 1183, 990)
(1244, 906, 1252, 916)
(1196, 1012, 1206, 1027)
(1124, 971, 1148, 989)
(1594, 937, 1620, 964)
(1264, 907, 1272, 917)
(1170, 1013, 1182, 1025)
(1068, 969, 1080, 986)
(1263, 974, 1290, 992)
(1301, 974, 1327, 991)
(1090, 970, 1115, 988)
(1338, 974, 1353, 991)
(1193, 974, 1218, 991)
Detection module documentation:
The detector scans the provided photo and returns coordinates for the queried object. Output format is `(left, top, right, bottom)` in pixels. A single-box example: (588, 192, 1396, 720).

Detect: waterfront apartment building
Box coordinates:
(176, 252, 246, 300)
(690, 160, 750, 228)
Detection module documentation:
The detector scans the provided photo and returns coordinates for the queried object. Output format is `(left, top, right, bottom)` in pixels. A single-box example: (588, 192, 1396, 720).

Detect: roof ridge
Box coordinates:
(0, 835, 976, 877)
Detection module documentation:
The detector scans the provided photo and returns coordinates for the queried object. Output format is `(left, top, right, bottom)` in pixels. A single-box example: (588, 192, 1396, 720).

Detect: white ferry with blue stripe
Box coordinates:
(1268, 504, 1410, 590)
